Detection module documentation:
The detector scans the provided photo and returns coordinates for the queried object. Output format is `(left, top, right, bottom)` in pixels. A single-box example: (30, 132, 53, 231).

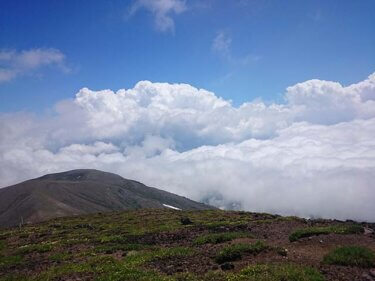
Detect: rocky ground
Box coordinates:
(0, 209, 374, 281)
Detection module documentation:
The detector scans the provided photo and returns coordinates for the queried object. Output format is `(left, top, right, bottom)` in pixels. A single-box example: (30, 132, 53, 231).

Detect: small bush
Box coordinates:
(194, 232, 249, 245)
(289, 225, 363, 242)
(231, 264, 324, 281)
(323, 246, 375, 268)
(215, 241, 268, 264)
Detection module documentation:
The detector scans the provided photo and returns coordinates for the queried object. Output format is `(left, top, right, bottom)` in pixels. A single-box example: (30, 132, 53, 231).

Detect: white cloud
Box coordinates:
(130, 0, 187, 33)
(0, 48, 68, 83)
(212, 31, 260, 65)
(1, 73, 375, 221)
(212, 31, 232, 57)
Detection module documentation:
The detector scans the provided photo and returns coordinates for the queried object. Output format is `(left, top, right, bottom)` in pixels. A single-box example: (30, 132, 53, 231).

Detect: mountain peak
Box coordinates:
(0, 169, 215, 228)
(37, 169, 122, 182)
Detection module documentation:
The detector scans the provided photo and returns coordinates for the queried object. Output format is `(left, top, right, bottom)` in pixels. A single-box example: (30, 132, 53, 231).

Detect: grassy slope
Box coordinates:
(0, 209, 374, 281)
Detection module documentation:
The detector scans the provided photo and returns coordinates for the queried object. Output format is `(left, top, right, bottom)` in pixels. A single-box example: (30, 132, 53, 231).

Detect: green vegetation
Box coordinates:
(0, 209, 369, 280)
(166, 264, 324, 281)
(42, 248, 193, 281)
(123, 247, 195, 266)
(94, 243, 147, 254)
(230, 264, 325, 281)
(215, 241, 269, 264)
(17, 243, 53, 254)
(0, 241, 5, 252)
(0, 255, 23, 269)
(323, 246, 375, 268)
(194, 232, 250, 245)
(289, 224, 363, 242)
(0, 274, 30, 281)
(49, 252, 72, 262)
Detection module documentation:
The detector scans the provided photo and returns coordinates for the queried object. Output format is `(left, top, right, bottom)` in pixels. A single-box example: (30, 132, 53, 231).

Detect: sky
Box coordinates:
(1, 0, 375, 221)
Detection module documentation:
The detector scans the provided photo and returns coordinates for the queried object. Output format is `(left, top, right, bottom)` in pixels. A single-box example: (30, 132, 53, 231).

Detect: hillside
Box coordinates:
(0, 209, 374, 281)
(0, 169, 214, 227)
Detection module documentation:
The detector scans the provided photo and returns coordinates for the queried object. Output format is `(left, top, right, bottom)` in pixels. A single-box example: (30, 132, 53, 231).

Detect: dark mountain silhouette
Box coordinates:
(0, 169, 214, 227)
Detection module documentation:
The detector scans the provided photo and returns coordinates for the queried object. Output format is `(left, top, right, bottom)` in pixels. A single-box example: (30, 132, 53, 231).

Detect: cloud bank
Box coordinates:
(1, 73, 375, 221)
(0, 48, 68, 83)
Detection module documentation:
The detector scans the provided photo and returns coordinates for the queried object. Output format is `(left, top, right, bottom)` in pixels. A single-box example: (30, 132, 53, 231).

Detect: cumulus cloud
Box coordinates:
(0, 48, 68, 83)
(129, 0, 187, 32)
(1, 73, 375, 221)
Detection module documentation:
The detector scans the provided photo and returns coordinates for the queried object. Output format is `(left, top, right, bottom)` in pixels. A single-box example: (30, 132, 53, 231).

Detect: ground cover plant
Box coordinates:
(289, 224, 364, 242)
(323, 246, 375, 268)
(215, 241, 269, 264)
(0, 209, 374, 281)
(229, 264, 325, 281)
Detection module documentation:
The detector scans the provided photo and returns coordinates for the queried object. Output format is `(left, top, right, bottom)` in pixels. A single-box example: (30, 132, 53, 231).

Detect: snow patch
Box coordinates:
(163, 204, 182, 211)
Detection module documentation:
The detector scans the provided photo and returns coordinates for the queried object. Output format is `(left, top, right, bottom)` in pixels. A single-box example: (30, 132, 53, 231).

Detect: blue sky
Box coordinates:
(0, 0, 374, 112)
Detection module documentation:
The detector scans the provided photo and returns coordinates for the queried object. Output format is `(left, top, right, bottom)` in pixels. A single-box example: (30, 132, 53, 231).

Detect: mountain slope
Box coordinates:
(0, 169, 214, 227)
(0, 209, 374, 281)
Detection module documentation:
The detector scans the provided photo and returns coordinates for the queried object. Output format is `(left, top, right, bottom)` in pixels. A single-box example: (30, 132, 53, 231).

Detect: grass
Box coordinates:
(194, 232, 250, 245)
(49, 252, 72, 262)
(215, 241, 269, 264)
(230, 264, 325, 281)
(0, 255, 23, 269)
(0, 209, 369, 280)
(17, 243, 53, 254)
(36, 248, 194, 281)
(289, 224, 363, 242)
(123, 247, 195, 266)
(169, 264, 324, 281)
(94, 243, 147, 254)
(0, 241, 5, 252)
(323, 246, 375, 268)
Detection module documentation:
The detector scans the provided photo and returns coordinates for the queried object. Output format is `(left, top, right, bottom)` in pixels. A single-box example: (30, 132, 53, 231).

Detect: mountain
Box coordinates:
(0, 169, 214, 227)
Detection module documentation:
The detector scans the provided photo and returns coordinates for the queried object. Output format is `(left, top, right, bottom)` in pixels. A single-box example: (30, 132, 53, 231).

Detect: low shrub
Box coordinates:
(289, 225, 363, 242)
(323, 246, 375, 268)
(215, 241, 268, 264)
(231, 264, 324, 281)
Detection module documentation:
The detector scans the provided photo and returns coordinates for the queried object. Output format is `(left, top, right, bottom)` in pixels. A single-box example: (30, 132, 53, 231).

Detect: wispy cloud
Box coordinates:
(212, 31, 260, 65)
(129, 0, 187, 33)
(212, 31, 232, 57)
(0, 48, 69, 83)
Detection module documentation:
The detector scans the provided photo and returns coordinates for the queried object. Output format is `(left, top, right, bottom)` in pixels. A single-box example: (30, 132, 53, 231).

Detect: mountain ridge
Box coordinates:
(0, 169, 215, 227)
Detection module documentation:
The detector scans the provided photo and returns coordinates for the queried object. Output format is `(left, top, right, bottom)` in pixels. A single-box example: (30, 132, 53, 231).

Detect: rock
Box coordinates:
(126, 250, 138, 257)
(180, 217, 193, 225)
(277, 248, 288, 257)
(364, 227, 374, 235)
(370, 269, 375, 278)
(220, 262, 234, 271)
(74, 223, 94, 230)
(319, 240, 323, 243)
